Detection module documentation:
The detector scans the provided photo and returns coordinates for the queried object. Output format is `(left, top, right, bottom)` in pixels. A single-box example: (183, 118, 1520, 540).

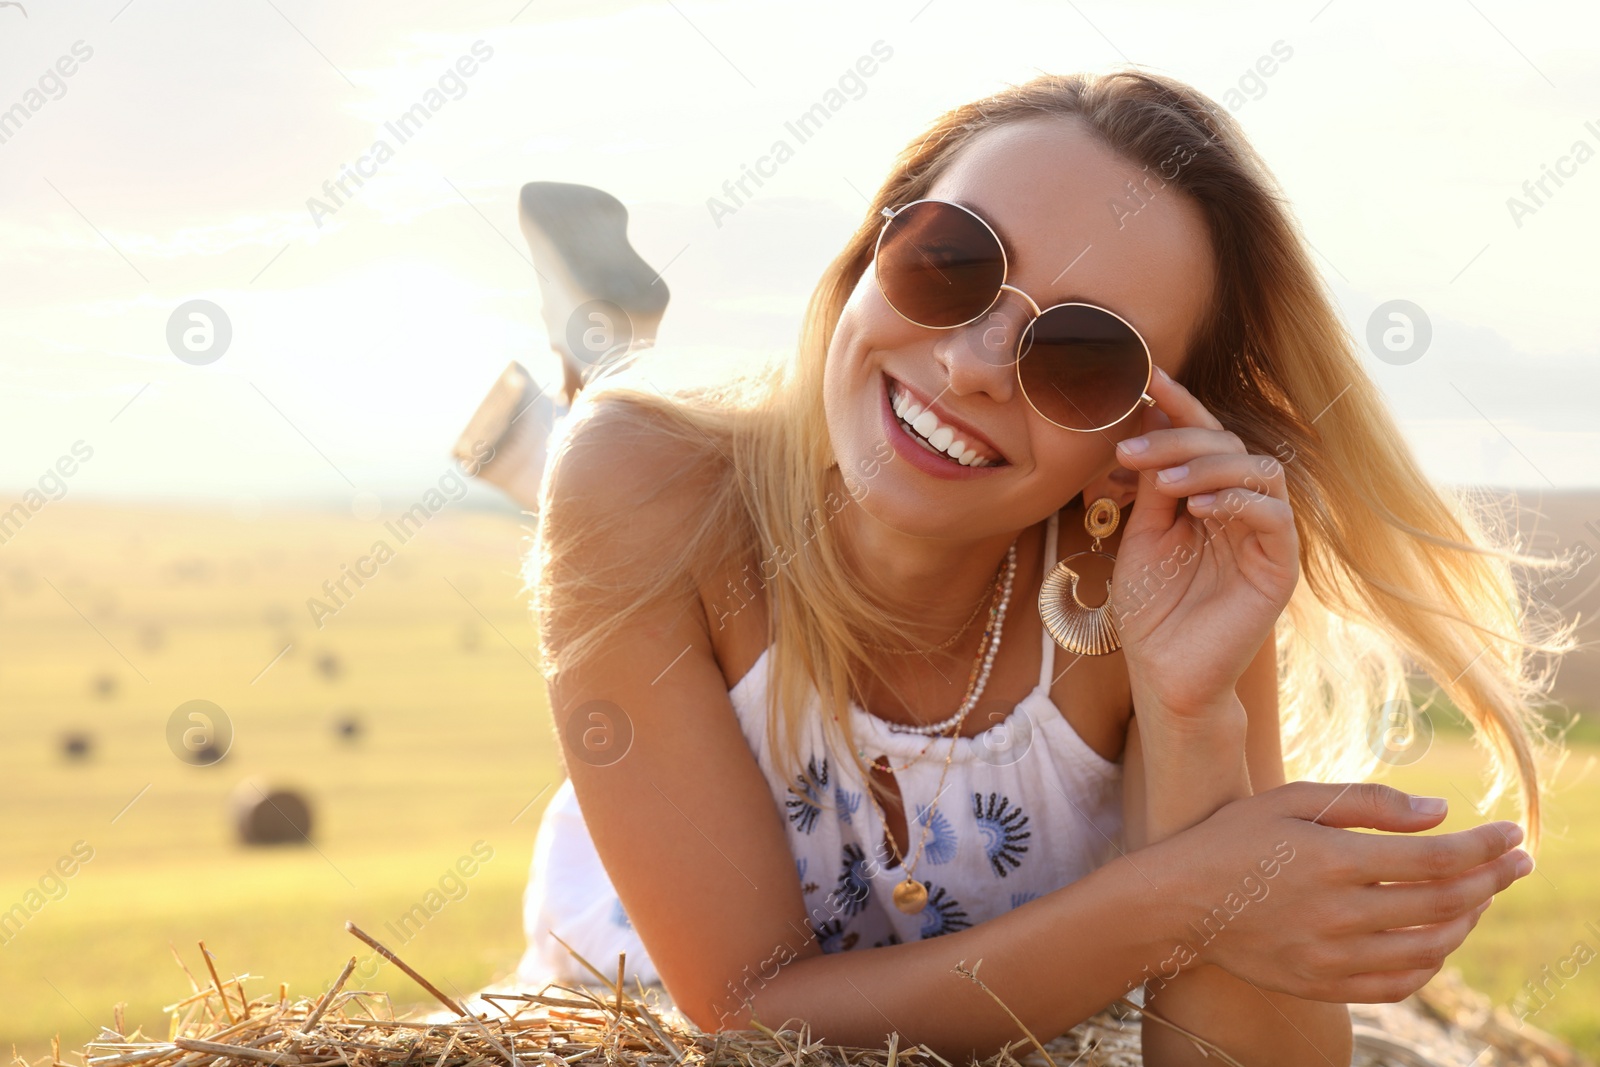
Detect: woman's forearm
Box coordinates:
(720, 842, 1189, 1065)
(1133, 693, 1353, 1066)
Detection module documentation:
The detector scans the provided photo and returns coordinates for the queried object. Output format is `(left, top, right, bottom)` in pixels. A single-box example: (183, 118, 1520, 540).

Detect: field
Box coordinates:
(1, 501, 1596, 1060)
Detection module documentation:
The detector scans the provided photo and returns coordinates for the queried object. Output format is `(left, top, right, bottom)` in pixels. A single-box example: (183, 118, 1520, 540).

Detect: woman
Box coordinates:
(508, 69, 1573, 1065)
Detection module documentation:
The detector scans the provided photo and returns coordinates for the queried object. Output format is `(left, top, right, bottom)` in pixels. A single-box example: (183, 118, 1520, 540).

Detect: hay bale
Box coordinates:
(59, 730, 94, 761)
(138, 623, 165, 652)
(333, 710, 363, 742)
(91, 672, 118, 700)
(68, 926, 1599, 1067)
(315, 651, 342, 681)
(189, 741, 224, 765)
(229, 779, 314, 845)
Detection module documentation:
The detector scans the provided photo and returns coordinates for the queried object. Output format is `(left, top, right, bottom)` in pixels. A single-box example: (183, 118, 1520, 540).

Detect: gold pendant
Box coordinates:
(892, 877, 928, 914)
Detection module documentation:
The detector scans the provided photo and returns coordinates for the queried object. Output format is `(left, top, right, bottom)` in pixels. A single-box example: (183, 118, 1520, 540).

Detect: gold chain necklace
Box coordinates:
(844, 539, 1019, 914)
(862, 567, 1000, 656)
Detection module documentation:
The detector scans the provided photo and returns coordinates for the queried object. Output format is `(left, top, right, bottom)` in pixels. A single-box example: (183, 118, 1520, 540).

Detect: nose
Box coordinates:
(931, 287, 1035, 401)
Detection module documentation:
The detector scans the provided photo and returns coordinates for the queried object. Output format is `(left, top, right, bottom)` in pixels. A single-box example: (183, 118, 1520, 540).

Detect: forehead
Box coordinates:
(923, 115, 1216, 369)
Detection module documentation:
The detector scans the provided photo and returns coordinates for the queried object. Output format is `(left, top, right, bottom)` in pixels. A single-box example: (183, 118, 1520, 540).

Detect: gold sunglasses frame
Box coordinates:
(873, 198, 1158, 434)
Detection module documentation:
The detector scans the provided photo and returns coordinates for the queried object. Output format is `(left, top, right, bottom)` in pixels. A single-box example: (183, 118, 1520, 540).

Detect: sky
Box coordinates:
(1, 0, 1597, 513)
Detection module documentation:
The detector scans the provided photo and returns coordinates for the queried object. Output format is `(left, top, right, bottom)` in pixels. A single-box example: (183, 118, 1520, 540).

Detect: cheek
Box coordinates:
(1027, 424, 1118, 484)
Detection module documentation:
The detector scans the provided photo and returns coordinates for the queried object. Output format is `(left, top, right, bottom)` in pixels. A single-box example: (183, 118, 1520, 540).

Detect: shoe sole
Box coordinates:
(518, 180, 669, 312)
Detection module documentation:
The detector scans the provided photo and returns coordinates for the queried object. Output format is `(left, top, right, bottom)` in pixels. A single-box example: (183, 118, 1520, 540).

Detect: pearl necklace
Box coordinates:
(847, 538, 1019, 913)
(833, 539, 1018, 771)
(882, 539, 1018, 735)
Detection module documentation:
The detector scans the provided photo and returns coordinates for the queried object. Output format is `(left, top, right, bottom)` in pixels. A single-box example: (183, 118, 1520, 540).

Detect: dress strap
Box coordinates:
(1038, 511, 1059, 690)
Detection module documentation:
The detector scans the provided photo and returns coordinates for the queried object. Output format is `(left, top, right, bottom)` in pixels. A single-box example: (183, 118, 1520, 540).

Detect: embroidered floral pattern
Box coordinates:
(974, 791, 1031, 878)
(917, 882, 972, 939)
(829, 841, 873, 917)
(910, 800, 959, 865)
(786, 752, 829, 835)
(811, 916, 860, 954)
(834, 783, 861, 825)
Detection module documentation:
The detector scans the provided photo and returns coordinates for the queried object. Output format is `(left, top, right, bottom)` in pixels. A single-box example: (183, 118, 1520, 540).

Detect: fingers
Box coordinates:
(1272, 781, 1455, 834)
(1336, 966, 1439, 1004)
(1126, 451, 1289, 505)
(1333, 901, 1489, 980)
(1117, 426, 1249, 467)
(1123, 403, 1181, 536)
(1349, 819, 1524, 884)
(1356, 847, 1531, 931)
(1120, 366, 1230, 537)
(1115, 373, 1290, 531)
(1184, 489, 1297, 574)
(1145, 362, 1226, 432)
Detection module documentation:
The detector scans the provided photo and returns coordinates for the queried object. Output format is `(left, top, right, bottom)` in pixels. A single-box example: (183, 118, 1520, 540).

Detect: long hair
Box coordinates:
(526, 68, 1579, 856)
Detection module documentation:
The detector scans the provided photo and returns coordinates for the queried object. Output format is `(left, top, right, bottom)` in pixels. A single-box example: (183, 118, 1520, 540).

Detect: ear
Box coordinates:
(1079, 471, 1138, 514)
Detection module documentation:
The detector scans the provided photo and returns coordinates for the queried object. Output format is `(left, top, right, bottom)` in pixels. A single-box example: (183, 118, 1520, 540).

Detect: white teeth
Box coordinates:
(889, 380, 996, 467)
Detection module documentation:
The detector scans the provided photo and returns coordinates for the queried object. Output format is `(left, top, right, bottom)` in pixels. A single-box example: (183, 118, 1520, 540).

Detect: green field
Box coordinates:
(1, 501, 1596, 1060)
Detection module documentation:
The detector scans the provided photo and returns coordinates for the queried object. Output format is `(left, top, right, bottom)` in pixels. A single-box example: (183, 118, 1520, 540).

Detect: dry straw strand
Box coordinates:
(46, 922, 1597, 1067)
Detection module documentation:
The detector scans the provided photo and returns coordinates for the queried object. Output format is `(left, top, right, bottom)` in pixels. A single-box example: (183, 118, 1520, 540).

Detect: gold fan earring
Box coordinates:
(1038, 496, 1123, 656)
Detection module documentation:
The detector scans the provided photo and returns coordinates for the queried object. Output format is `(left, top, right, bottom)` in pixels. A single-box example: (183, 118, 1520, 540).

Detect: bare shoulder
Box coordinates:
(539, 391, 766, 684)
(542, 393, 731, 580)
(547, 394, 724, 516)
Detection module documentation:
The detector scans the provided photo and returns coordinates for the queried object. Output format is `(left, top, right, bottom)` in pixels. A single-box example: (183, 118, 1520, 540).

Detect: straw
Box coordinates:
(35, 924, 1593, 1067)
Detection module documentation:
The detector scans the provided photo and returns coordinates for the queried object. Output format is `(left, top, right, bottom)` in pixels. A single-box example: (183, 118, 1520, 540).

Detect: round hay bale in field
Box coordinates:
(91, 672, 118, 699)
(332, 709, 363, 742)
(230, 779, 315, 845)
(190, 741, 224, 765)
(59, 730, 94, 761)
(315, 651, 342, 680)
(138, 622, 165, 652)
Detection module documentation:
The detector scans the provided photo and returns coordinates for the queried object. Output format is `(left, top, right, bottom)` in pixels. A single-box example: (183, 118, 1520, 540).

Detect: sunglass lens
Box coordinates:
(1019, 305, 1150, 431)
(876, 201, 1004, 328)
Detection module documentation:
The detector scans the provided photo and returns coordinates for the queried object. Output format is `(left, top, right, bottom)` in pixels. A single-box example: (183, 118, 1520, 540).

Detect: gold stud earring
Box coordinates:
(1038, 496, 1122, 655)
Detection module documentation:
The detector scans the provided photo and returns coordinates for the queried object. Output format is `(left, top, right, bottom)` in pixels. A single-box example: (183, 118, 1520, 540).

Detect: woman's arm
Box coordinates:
(542, 403, 1524, 1065)
(1127, 633, 1354, 1066)
(536, 404, 1206, 1063)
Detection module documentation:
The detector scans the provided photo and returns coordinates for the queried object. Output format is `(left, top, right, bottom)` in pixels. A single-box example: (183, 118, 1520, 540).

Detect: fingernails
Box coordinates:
(1188, 492, 1216, 506)
(1118, 436, 1150, 455)
(1410, 796, 1448, 814)
(1155, 365, 1172, 382)
(1512, 850, 1534, 877)
(1500, 821, 1524, 847)
(1156, 464, 1188, 483)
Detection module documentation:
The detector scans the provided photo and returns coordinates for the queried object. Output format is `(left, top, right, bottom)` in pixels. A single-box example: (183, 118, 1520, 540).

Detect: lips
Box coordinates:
(883, 372, 1008, 466)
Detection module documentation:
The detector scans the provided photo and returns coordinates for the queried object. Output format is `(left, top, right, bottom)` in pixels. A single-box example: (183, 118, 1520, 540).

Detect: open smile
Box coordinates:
(879, 371, 1010, 477)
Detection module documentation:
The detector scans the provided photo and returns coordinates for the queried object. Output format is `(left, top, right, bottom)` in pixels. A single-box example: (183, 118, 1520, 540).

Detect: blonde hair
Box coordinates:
(527, 68, 1579, 857)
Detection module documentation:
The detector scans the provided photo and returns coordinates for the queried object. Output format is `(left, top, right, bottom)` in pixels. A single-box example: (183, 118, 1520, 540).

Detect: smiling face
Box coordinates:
(823, 113, 1218, 539)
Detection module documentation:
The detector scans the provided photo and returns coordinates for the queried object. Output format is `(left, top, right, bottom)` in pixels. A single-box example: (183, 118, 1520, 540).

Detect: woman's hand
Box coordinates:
(1147, 780, 1534, 1002)
(1109, 365, 1298, 717)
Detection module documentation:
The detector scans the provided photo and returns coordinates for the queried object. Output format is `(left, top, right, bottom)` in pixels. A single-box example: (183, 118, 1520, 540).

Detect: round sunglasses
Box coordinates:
(872, 198, 1157, 433)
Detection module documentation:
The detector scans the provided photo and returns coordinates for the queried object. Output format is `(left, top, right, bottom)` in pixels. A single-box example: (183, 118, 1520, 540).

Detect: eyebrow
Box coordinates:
(944, 196, 1121, 314)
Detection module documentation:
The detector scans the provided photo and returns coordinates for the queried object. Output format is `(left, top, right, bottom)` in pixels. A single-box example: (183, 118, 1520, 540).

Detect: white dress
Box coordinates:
(513, 508, 1126, 990)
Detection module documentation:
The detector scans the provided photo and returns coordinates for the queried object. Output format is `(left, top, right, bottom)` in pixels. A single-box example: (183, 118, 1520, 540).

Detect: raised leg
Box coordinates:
(452, 183, 671, 510)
